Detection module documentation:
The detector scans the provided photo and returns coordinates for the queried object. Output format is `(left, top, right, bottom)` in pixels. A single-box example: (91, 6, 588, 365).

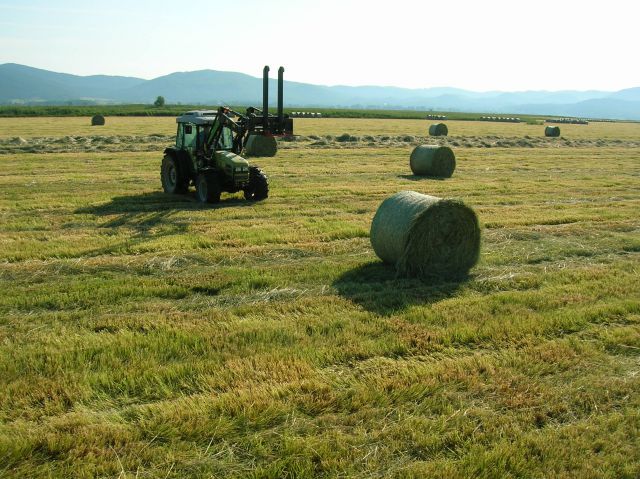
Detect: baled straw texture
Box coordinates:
(91, 115, 105, 126)
(428, 123, 448, 136)
(545, 126, 560, 137)
(370, 191, 480, 279)
(410, 145, 456, 177)
(245, 134, 278, 157)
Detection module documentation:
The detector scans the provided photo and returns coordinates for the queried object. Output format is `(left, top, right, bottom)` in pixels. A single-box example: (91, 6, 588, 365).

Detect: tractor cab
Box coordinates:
(175, 111, 234, 155)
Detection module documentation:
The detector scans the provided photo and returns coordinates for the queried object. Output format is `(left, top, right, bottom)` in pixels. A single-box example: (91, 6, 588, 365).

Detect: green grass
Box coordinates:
(0, 104, 594, 122)
(0, 104, 198, 118)
(0, 119, 639, 478)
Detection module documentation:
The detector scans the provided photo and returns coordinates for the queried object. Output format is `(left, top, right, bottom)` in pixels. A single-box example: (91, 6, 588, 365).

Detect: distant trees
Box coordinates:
(154, 96, 165, 107)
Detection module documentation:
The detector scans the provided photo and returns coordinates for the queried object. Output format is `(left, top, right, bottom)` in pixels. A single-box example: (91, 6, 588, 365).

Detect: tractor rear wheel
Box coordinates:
(161, 154, 188, 194)
(243, 166, 269, 201)
(196, 173, 221, 204)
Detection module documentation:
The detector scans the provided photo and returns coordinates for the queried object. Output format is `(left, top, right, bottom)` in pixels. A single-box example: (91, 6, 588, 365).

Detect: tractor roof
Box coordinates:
(176, 110, 217, 125)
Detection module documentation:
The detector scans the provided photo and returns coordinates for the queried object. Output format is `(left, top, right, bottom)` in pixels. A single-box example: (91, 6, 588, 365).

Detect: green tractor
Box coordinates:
(161, 66, 293, 203)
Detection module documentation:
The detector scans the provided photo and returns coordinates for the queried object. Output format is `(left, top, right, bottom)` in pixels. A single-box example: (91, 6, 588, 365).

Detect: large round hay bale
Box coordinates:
(91, 115, 105, 126)
(370, 191, 480, 279)
(245, 134, 277, 157)
(545, 126, 560, 137)
(410, 145, 456, 178)
(428, 123, 448, 136)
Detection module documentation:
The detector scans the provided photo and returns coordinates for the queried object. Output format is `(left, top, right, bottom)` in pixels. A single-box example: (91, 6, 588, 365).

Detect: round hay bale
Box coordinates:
(410, 145, 456, 178)
(245, 134, 277, 157)
(428, 123, 448, 136)
(91, 115, 105, 126)
(370, 191, 480, 279)
(545, 126, 560, 137)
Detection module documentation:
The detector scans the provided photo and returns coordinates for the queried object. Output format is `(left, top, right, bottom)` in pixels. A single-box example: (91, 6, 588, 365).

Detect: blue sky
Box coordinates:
(0, 0, 638, 91)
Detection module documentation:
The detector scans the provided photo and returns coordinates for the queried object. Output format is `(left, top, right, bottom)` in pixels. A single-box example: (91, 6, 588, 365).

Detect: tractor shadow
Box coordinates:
(333, 262, 468, 316)
(77, 192, 252, 229)
(74, 191, 253, 256)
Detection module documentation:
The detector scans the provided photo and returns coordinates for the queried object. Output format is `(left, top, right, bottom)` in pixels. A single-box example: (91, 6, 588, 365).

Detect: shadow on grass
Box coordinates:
(73, 191, 254, 258)
(397, 174, 446, 181)
(76, 192, 252, 232)
(333, 262, 468, 315)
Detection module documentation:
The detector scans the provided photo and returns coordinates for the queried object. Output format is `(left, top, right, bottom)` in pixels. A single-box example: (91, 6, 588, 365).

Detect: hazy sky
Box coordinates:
(1, 0, 638, 91)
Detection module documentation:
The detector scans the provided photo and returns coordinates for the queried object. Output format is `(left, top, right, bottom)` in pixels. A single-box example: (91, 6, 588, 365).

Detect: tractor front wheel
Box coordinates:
(161, 154, 188, 194)
(243, 167, 269, 201)
(196, 173, 221, 204)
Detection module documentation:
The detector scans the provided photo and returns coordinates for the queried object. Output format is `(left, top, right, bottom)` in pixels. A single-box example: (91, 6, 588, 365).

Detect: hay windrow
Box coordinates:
(429, 123, 448, 136)
(410, 145, 456, 177)
(3, 134, 640, 155)
(370, 191, 480, 279)
(245, 134, 278, 157)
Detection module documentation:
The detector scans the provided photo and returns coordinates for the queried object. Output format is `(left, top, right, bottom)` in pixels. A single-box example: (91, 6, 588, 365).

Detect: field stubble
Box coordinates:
(0, 117, 639, 478)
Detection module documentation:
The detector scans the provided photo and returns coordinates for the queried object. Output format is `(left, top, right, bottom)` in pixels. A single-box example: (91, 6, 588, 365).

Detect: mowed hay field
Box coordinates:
(1, 117, 639, 478)
(2, 116, 640, 139)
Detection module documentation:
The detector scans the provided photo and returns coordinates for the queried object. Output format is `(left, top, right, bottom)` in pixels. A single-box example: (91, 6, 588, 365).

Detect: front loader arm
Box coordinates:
(203, 63, 293, 158)
(205, 107, 250, 155)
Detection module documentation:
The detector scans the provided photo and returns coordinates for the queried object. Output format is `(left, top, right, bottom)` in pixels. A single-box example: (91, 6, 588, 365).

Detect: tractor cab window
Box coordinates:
(198, 125, 215, 152)
(182, 123, 197, 150)
(216, 126, 233, 150)
(175, 124, 183, 148)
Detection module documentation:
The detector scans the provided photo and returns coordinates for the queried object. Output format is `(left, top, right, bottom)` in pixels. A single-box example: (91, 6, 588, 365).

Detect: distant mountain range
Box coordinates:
(2, 63, 640, 120)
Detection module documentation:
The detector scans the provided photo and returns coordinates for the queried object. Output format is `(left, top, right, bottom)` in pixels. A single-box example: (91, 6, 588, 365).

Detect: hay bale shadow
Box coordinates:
(333, 262, 467, 315)
(397, 174, 446, 181)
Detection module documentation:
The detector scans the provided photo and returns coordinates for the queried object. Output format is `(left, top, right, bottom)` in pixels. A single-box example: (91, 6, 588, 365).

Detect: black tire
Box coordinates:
(243, 166, 269, 201)
(196, 172, 221, 204)
(161, 154, 188, 194)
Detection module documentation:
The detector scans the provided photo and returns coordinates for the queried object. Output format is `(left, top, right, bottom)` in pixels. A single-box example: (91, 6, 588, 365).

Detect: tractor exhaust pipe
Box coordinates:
(263, 65, 269, 131)
(277, 66, 284, 124)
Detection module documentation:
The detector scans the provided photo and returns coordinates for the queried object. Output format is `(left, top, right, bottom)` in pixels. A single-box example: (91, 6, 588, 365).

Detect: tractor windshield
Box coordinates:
(217, 126, 233, 150)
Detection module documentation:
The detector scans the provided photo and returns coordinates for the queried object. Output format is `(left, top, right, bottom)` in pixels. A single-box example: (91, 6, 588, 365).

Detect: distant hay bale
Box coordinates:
(410, 145, 456, 177)
(91, 115, 105, 126)
(370, 191, 481, 279)
(245, 134, 277, 157)
(545, 126, 561, 137)
(429, 123, 448, 136)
